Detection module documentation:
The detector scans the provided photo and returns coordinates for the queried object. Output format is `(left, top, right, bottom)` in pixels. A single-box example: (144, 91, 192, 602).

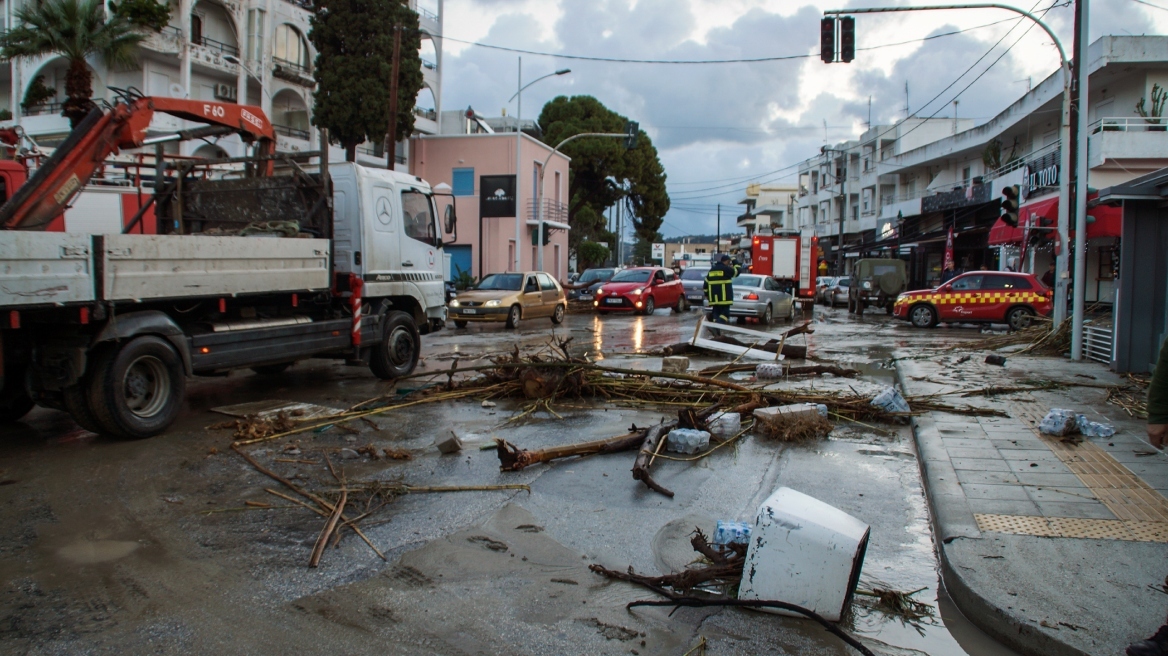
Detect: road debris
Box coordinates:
(661, 356, 690, 373)
(666, 428, 710, 454)
(713, 520, 751, 546)
(984, 354, 1007, 366)
(436, 431, 463, 454)
(633, 423, 676, 497)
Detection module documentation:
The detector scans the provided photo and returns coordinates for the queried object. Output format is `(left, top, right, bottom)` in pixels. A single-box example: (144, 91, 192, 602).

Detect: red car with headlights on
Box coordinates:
(593, 267, 687, 315)
(892, 271, 1052, 330)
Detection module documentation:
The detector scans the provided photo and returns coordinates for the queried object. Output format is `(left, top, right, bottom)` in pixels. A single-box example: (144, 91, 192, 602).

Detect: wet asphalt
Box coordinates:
(0, 304, 1022, 655)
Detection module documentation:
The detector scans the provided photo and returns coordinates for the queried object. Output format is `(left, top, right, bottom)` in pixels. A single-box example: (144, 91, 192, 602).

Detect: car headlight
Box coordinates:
(862, 281, 872, 290)
(596, 286, 605, 295)
(449, 299, 460, 308)
(484, 300, 500, 307)
(632, 288, 643, 295)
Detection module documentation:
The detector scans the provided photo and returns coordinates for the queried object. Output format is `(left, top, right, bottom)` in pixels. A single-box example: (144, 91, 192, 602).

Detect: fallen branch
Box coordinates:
(698, 363, 860, 378)
(632, 423, 677, 498)
(309, 488, 346, 568)
(495, 430, 646, 471)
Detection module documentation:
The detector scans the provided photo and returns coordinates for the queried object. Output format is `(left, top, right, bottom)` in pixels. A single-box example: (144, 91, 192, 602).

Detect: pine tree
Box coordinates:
(310, 0, 422, 160)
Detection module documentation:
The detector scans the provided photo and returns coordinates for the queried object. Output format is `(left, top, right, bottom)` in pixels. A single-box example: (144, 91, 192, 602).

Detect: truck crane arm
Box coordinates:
(0, 96, 277, 230)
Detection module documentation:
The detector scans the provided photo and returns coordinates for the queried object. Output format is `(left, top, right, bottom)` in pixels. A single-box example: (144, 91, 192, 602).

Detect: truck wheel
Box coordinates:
(856, 299, 865, 316)
(88, 336, 185, 439)
(909, 304, 938, 329)
(1006, 306, 1035, 331)
(0, 369, 34, 423)
(762, 304, 773, 325)
(370, 311, 420, 380)
(505, 305, 522, 329)
(847, 295, 856, 313)
(551, 304, 566, 324)
(63, 383, 104, 433)
(251, 362, 293, 375)
(454, 320, 468, 328)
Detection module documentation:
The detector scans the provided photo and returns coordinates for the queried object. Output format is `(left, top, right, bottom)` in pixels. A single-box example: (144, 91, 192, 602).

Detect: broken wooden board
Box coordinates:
(211, 400, 342, 420)
(690, 316, 785, 361)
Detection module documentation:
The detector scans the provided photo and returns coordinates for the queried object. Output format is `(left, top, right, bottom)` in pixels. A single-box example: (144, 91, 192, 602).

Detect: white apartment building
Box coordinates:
(736, 182, 798, 248)
(794, 35, 1168, 293)
(0, 0, 443, 168)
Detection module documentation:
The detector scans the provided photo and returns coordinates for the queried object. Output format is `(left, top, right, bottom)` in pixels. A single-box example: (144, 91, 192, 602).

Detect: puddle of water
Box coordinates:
(57, 540, 139, 564)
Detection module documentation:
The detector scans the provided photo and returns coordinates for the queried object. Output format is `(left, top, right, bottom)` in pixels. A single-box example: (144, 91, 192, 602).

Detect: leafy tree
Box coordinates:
(0, 0, 143, 127)
(110, 0, 171, 32)
(576, 241, 610, 270)
(310, 0, 423, 161)
(21, 75, 56, 111)
(538, 95, 669, 259)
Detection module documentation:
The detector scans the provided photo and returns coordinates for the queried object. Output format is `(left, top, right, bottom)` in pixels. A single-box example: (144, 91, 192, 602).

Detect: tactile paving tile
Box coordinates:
(975, 514, 1168, 542)
(1009, 400, 1168, 523)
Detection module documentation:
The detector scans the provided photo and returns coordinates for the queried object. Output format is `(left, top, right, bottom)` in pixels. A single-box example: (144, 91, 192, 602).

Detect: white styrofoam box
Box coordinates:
(752, 403, 821, 425)
(738, 487, 870, 621)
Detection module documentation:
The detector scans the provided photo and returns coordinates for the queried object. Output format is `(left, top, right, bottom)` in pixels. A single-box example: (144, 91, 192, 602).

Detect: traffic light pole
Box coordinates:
(826, 4, 1073, 327)
(535, 131, 629, 272)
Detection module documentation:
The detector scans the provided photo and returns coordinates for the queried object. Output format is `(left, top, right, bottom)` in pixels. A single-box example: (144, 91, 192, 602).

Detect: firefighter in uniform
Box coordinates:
(704, 254, 738, 324)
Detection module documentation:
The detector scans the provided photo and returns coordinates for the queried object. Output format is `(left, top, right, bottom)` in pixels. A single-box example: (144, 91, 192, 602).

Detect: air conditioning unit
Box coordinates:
(214, 84, 237, 101)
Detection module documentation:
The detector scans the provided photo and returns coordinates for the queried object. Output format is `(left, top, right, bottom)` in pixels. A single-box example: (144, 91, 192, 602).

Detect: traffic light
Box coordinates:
(1000, 184, 1020, 227)
(820, 17, 836, 64)
(839, 16, 855, 63)
(624, 120, 639, 149)
(531, 223, 550, 245)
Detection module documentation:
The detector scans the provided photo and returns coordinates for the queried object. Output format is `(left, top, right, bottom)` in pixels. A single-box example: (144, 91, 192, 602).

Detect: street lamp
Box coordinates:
(508, 58, 570, 273)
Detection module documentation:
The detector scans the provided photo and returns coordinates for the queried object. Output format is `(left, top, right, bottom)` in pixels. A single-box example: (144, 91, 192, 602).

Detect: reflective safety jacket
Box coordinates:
(704, 262, 737, 306)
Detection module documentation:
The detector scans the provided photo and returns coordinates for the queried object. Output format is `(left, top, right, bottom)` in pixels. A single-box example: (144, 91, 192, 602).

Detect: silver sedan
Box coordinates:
(704, 274, 794, 324)
(680, 267, 710, 306)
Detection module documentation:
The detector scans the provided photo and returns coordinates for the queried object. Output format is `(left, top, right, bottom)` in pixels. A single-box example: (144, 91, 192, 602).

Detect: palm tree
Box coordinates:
(0, 0, 144, 128)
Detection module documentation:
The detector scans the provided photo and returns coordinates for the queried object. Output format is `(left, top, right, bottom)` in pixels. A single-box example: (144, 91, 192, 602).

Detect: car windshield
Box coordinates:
(579, 269, 611, 283)
(870, 264, 900, 276)
(476, 273, 523, 291)
(732, 275, 764, 288)
(836, 278, 851, 287)
(681, 268, 709, 280)
(611, 269, 652, 283)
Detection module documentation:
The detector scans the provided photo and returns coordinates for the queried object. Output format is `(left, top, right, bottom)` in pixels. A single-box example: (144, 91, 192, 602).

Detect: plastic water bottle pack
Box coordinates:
(870, 386, 911, 413)
(713, 520, 752, 546)
(755, 363, 785, 380)
(708, 412, 741, 437)
(666, 428, 711, 454)
(1039, 408, 1079, 436)
(1076, 414, 1116, 438)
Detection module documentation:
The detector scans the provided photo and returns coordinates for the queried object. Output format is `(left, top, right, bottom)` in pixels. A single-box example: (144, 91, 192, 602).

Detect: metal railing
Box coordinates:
(23, 101, 68, 116)
(421, 58, 436, 70)
(194, 35, 240, 58)
(1083, 323, 1113, 364)
(162, 25, 182, 38)
(274, 124, 310, 140)
(274, 57, 310, 75)
(413, 107, 437, 121)
(1090, 116, 1167, 133)
(981, 139, 1061, 182)
(417, 6, 439, 21)
(525, 198, 569, 224)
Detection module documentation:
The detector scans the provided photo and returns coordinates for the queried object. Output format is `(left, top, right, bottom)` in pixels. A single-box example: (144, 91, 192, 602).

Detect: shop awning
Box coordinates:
(987, 193, 1122, 245)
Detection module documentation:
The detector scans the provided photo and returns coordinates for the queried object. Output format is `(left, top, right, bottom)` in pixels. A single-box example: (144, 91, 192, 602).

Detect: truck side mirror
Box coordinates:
(444, 204, 456, 234)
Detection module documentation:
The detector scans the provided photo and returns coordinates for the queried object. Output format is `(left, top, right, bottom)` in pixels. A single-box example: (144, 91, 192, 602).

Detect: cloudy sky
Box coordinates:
(432, 0, 1166, 238)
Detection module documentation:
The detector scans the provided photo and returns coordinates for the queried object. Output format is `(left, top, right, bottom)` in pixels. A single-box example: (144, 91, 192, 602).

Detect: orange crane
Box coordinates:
(0, 93, 276, 231)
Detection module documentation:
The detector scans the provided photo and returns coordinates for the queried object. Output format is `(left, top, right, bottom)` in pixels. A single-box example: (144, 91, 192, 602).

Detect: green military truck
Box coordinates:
(848, 258, 907, 315)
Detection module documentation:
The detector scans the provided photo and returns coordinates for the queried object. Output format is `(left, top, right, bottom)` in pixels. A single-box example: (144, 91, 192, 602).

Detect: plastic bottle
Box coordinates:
(666, 428, 711, 454)
(1076, 414, 1116, 438)
(871, 386, 911, 413)
(713, 520, 752, 546)
(755, 363, 784, 379)
(708, 412, 741, 437)
(1039, 409, 1078, 436)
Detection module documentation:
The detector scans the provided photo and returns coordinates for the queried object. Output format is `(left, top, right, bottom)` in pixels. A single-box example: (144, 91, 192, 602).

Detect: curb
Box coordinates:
(893, 361, 1090, 656)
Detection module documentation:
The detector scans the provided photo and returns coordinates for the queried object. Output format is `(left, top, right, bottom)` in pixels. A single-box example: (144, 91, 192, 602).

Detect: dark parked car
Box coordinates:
(567, 267, 618, 300)
(680, 266, 710, 306)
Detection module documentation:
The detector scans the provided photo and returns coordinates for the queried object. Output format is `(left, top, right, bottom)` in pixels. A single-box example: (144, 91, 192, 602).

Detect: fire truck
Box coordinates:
(0, 90, 455, 438)
(747, 228, 818, 307)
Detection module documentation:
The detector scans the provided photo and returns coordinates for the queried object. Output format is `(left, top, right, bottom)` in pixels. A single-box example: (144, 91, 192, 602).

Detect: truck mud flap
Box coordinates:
(189, 318, 351, 373)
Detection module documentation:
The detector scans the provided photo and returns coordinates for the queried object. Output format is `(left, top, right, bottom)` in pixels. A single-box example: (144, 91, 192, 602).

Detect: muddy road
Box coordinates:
(0, 305, 1017, 655)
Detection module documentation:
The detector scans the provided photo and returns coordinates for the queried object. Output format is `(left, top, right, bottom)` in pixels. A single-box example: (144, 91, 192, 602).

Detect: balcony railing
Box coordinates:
(356, 145, 407, 164)
(525, 198, 569, 224)
(414, 107, 437, 121)
(23, 101, 66, 116)
(162, 25, 182, 38)
(194, 35, 240, 58)
(1090, 116, 1167, 133)
(417, 6, 438, 21)
(421, 58, 437, 70)
(274, 124, 309, 140)
(285, 0, 315, 10)
(274, 57, 310, 75)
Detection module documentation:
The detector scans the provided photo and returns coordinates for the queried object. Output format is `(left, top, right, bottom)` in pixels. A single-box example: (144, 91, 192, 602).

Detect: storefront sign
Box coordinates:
(479, 175, 516, 218)
(1021, 150, 1060, 200)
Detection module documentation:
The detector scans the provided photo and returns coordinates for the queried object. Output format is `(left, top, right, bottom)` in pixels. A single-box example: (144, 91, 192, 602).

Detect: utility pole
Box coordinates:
(716, 204, 721, 255)
(1070, 0, 1090, 359)
(839, 156, 846, 275)
(385, 25, 401, 168)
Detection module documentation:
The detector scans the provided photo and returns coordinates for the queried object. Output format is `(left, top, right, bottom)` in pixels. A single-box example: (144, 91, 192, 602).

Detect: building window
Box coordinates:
(962, 166, 971, 183)
(275, 24, 310, 72)
(247, 9, 265, 63)
(190, 13, 203, 44)
(452, 168, 474, 196)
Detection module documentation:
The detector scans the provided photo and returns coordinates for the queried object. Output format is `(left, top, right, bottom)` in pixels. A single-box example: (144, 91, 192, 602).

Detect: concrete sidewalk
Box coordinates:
(895, 350, 1168, 656)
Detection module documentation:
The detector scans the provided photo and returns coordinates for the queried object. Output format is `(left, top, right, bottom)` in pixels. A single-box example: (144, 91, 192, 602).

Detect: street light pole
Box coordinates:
(826, 4, 1073, 325)
(1070, 0, 1090, 360)
(508, 63, 571, 273)
(535, 130, 623, 272)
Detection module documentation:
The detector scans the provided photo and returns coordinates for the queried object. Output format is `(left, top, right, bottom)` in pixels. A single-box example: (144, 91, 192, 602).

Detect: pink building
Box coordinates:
(410, 132, 571, 283)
